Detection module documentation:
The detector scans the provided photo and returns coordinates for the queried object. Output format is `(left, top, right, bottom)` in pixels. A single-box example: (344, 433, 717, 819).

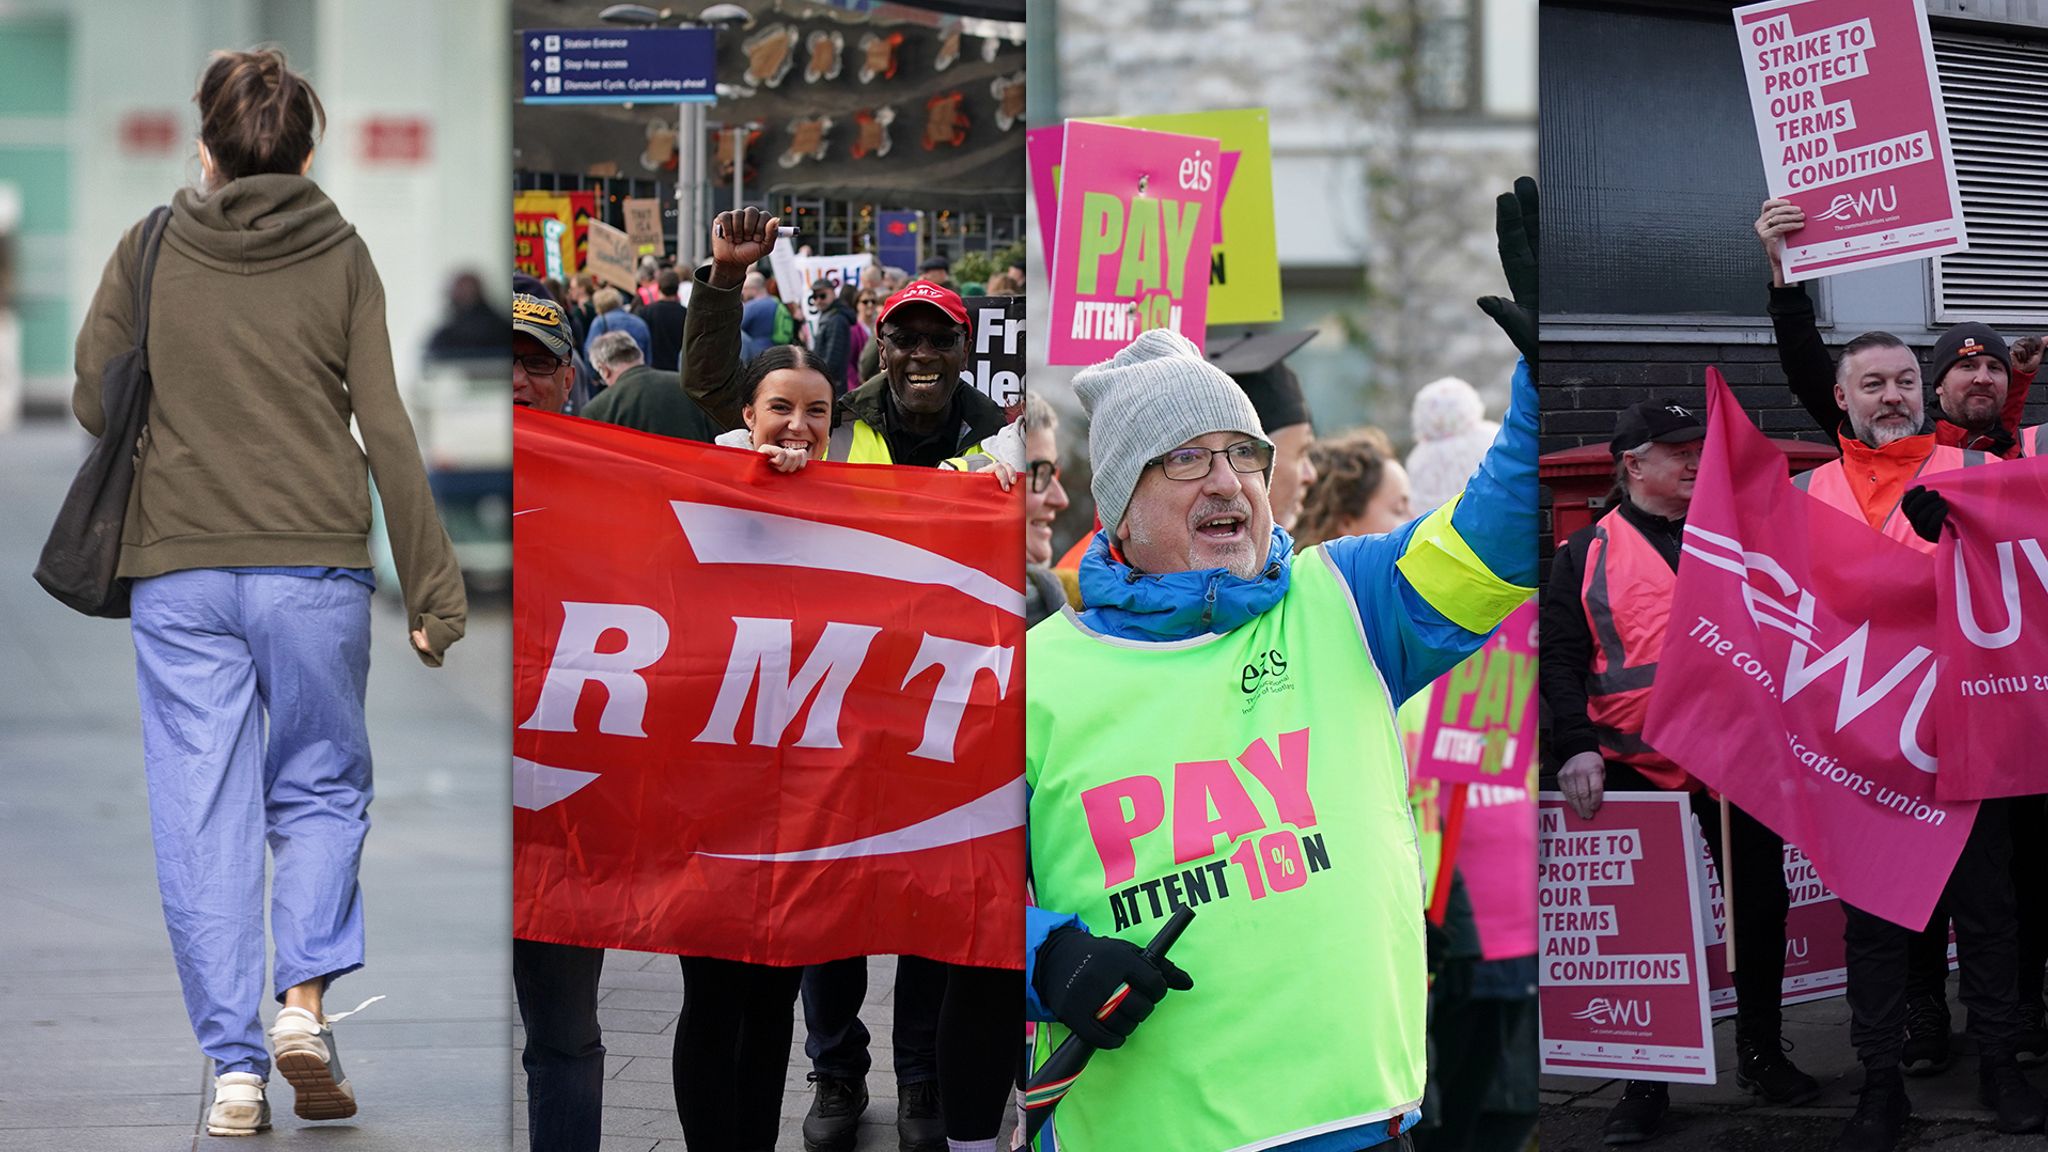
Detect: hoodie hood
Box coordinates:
(167, 174, 356, 274)
(1075, 525, 1294, 642)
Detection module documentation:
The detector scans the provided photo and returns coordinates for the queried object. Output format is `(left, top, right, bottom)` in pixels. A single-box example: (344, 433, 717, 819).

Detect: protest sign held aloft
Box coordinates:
(1733, 0, 1968, 279)
(1030, 108, 1280, 325)
(1416, 599, 1537, 786)
(1046, 120, 1220, 365)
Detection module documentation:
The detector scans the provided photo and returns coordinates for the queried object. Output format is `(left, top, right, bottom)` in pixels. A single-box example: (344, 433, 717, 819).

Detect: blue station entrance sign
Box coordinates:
(520, 28, 716, 104)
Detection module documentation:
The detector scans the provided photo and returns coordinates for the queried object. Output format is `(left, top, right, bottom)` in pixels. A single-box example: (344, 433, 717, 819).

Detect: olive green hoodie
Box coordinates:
(73, 174, 464, 665)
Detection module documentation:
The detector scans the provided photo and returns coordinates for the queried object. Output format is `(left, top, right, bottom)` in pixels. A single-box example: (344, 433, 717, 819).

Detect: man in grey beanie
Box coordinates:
(1079, 328, 1278, 582)
(1020, 179, 1542, 1152)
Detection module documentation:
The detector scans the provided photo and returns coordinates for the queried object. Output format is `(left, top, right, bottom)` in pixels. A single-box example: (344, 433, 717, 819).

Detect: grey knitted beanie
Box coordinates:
(1074, 328, 1270, 535)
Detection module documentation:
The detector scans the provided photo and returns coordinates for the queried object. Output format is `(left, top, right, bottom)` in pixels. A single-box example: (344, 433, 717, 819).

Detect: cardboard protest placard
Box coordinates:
(1539, 792, 1716, 1084)
(514, 192, 577, 279)
(1734, 0, 1967, 280)
(623, 197, 665, 259)
(1416, 599, 1537, 786)
(767, 245, 873, 327)
(585, 218, 638, 293)
(1047, 121, 1221, 365)
(1697, 836, 1849, 1015)
(964, 296, 1024, 408)
(1030, 109, 1279, 325)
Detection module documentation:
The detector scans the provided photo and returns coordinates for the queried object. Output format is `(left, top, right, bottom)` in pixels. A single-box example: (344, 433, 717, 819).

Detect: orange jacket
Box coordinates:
(1793, 434, 1989, 554)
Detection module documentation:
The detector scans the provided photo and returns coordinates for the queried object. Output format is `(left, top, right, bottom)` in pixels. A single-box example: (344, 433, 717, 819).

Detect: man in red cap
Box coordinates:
(684, 207, 1008, 467)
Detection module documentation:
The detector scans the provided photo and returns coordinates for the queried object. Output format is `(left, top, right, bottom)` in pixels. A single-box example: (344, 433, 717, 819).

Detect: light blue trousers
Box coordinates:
(131, 570, 373, 1077)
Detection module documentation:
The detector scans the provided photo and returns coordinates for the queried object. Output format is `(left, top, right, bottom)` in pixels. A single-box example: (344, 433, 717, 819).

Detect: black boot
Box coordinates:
(1836, 1067, 1910, 1152)
(1979, 1054, 2047, 1134)
(801, 1073, 867, 1152)
(1737, 1036, 1821, 1105)
(895, 1077, 944, 1152)
(1901, 992, 1952, 1076)
(2017, 998, 2048, 1068)
(1601, 1080, 1668, 1145)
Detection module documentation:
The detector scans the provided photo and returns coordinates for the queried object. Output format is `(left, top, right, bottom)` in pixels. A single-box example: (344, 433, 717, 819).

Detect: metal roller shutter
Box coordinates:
(1932, 28, 2048, 324)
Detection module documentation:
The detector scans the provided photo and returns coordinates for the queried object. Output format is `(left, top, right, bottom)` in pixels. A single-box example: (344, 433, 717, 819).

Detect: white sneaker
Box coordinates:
(268, 996, 381, 1121)
(207, 1072, 270, 1137)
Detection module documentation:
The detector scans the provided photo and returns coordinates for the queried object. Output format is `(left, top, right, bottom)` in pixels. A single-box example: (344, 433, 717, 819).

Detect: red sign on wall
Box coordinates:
(361, 117, 431, 165)
(119, 111, 182, 157)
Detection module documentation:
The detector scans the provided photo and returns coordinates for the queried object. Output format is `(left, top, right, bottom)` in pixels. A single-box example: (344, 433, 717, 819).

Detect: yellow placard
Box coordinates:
(1087, 108, 1280, 324)
(514, 191, 579, 277)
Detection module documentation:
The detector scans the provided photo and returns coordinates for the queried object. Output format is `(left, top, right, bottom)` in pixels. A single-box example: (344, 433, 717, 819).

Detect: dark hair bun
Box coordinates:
(195, 48, 326, 183)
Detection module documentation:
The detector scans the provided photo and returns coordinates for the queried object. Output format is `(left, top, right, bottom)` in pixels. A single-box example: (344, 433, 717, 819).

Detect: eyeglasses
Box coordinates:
(880, 328, 964, 353)
(810, 292, 829, 302)
(1145, 440, 1274, 481)
(514, 353, 563, 376)
(1027, 459, 1060, 494)
(857, 297, 879, 308)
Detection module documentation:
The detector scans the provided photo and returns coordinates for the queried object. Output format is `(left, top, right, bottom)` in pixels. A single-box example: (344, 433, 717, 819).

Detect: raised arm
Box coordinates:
(683, 207, 784, 429)
(1757, 198, 1844, 436)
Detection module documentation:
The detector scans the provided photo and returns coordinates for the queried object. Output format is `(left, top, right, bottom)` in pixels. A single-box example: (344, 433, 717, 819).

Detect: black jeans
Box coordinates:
(1843, 803, 2019, 1070)
(935, 962, 1024, 1141)
(801, 954, 940, 1082)
(1907, 798, 2048, 1011)
(2012, 797, 2048, 1011)
(1605, 765, 1791, 1045)
(800, 956, 1021, 1140)
(675, 956, 805, 1151)
(513, 939, 606, 1152)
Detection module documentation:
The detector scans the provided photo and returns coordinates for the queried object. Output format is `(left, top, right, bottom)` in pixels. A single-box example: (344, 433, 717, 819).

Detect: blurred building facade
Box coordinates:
(1033, 0, 1535, 443)
(0, 0, 507, 415)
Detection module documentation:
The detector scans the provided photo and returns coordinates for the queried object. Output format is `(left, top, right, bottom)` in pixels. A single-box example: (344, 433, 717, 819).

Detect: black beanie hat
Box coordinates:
(1930, 323, 2009, 388)
(1231, 363, 1310, 432)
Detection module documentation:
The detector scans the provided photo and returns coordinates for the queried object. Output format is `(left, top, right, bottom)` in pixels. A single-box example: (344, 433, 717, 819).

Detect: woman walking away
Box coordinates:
(72, 47, 465, 1137)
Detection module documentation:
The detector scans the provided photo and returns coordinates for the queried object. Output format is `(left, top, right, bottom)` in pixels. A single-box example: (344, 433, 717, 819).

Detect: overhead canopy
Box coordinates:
(513, 0, 1025, 214)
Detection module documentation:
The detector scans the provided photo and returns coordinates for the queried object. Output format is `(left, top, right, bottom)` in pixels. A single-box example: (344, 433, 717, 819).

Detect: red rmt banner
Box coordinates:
(511, 408, 1025, 969)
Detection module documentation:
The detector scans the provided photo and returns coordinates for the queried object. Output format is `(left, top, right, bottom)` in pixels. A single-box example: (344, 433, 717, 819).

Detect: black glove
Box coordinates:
(1477, 176, 1539, 368)
(1901, 485, 1949, 543)
(1033, 925, 1193, 1050)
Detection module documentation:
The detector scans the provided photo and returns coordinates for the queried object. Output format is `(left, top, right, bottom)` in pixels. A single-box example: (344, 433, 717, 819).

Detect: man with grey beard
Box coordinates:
(1757, 199, 2037, 459)
(1773, 328, 2030, 1152)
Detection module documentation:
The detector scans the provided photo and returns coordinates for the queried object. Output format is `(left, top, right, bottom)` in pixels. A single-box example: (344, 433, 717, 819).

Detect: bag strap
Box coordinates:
(130, 205, 172, 356)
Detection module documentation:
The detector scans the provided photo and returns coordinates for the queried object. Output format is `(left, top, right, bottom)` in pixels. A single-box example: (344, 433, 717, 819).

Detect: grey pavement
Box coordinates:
(1541, 980, 2047, 1150)
(511, 952, 1022, 1152)
(0, 421, 511, 1151)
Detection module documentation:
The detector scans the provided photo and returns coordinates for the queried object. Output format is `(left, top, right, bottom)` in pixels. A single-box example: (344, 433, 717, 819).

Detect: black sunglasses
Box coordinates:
(880, 328, 965, 353)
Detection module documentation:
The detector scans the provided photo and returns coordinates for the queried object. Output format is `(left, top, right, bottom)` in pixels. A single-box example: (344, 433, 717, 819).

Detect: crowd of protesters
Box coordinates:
(1537, 198, 2048, 1152)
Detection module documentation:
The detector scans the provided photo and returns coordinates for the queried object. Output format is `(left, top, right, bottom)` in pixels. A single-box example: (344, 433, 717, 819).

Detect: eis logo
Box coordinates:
(1815, 185, 1898, 223)
(1239, 647, 1291, 710)
(1570, 998, 1653, 1028)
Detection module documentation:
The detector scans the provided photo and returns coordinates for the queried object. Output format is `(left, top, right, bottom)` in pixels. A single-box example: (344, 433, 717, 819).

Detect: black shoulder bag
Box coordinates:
(33, 205, 171, 618)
